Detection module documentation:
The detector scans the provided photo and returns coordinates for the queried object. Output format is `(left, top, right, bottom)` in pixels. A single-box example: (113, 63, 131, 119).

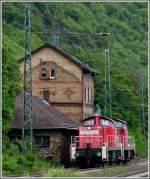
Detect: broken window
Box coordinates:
(43, 89, 49, 102)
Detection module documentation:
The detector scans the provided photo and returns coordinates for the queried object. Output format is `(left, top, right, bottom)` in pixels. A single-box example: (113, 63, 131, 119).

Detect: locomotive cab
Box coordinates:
(70, 115, 135, 167)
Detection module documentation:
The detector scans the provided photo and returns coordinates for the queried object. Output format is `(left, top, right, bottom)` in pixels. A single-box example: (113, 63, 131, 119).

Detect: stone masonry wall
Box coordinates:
(37, 132, 62, 162)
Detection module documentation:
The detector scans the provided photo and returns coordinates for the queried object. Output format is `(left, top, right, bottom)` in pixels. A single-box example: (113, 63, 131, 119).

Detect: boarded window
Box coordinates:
(43, 89, 49, 102)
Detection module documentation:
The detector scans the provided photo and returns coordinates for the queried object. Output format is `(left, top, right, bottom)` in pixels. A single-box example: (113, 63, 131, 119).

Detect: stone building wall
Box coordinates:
(83, 74, 94, 118)
(19, 46, 95, 122)
(36, 131, 62, 162)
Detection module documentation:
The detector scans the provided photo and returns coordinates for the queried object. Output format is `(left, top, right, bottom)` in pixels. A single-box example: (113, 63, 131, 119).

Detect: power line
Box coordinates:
(4, 30, 148, 37)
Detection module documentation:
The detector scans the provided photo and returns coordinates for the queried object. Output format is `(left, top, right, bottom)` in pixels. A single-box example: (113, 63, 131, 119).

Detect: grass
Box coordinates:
(44, 167, 85, 177)
(101, 166, 128, 177)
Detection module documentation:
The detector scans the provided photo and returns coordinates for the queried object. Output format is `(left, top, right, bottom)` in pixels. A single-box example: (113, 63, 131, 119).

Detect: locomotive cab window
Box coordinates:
(100, 119, 111, 127)
(114, 121, 122, 128)
(82, 119, 94, 126)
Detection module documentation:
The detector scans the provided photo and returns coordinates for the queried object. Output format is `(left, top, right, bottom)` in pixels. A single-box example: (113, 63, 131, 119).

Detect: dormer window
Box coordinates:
(50, 68, 55, 79)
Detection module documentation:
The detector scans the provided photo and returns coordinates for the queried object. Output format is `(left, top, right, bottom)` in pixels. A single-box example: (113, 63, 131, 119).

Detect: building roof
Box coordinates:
(10, 94, 80, 130)
(19, 42, 97, 75)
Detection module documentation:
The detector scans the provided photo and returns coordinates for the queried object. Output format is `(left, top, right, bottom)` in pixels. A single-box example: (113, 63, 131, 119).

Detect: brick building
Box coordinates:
(10, 42, 96, 164)
(19, 42, 96, 122)
(10, 94, 79, 166)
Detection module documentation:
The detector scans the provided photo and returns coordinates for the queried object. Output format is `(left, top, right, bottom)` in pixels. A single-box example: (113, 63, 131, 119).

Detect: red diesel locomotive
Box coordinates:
(70, 114, 135, 167)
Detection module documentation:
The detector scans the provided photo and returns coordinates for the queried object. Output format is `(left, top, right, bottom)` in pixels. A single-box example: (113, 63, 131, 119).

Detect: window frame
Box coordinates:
(82, 118, 95, 126)
(41, 68, 47, 79)
(50, 68, 56, 79)
(100, 119, 112, 127)
(43, 89, 49, 102)
(34, 136, 50, 148)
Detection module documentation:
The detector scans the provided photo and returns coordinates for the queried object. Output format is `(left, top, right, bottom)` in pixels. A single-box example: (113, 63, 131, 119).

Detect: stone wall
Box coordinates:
(37, 132, 62, 162)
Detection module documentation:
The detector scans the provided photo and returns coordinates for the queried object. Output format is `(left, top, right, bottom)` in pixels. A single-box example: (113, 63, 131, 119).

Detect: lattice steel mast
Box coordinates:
(104, 49, 112, 116)
(22, 3, 32, 152)
(139, 71, 145, 136)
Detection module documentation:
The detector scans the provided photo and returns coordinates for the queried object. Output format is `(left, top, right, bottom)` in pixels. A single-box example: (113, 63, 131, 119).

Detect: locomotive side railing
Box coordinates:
(71, 135, 135, 149)
(107, 135, 128, 148)
(107, 135, 115, 147)
(128, 136, 135, 149)
(71, 136, 103, 149)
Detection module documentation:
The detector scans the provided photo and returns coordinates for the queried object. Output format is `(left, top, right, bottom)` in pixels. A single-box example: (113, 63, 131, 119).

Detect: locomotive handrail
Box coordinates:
(106, 135, 128, 148)
(128, 136, 135, 149)
(71, 135, 103, 149)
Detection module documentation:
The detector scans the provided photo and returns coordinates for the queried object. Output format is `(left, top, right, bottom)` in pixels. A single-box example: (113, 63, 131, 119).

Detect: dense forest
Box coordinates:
(2, 2, 148, 175)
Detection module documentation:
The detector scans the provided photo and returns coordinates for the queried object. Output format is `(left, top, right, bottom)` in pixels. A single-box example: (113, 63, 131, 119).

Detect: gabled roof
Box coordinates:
(19, 42, 97, 75)
(10, 94, 80, 130)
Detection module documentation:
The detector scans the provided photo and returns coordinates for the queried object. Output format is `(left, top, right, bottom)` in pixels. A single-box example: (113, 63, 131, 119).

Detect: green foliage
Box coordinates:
(2, 34, 20, 136)
(2, 140, 61, 176)
(2, 2, 148, 175)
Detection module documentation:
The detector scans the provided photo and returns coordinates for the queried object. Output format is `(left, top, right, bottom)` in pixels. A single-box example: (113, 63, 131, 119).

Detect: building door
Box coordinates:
(43, 89, 49, 102)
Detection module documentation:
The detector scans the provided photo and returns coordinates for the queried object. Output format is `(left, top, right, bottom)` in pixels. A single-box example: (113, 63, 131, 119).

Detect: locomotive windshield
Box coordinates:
(100, 118, 113, 127)
(114, 121, 122, 128)
(82, 118, 94, 126)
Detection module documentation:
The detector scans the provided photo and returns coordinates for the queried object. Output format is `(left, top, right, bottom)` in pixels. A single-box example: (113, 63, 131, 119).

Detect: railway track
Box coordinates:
(3, 158, 148, 177)
(76, 158, 147, 172)
(76, 158, 148, 177)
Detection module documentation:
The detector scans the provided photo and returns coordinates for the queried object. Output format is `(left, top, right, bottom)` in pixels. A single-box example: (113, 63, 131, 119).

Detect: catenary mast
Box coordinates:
(22, 2, 32, 152)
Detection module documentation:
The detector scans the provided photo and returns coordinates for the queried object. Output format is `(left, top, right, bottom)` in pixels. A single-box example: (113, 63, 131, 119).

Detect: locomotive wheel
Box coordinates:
(79, 157, 87, 169)
(109, 161, 112, 167)
(85, 148, 92, 168)
(102, 161, 105, 167)
(123, 160, 127, 165)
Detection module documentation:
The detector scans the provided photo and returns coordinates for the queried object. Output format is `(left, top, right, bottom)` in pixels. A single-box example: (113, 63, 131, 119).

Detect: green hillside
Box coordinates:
(2, 2, 148, 175)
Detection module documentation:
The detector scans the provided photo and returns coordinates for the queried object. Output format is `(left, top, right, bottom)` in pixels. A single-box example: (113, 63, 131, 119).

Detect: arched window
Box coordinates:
(50, 68, 55, 79)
